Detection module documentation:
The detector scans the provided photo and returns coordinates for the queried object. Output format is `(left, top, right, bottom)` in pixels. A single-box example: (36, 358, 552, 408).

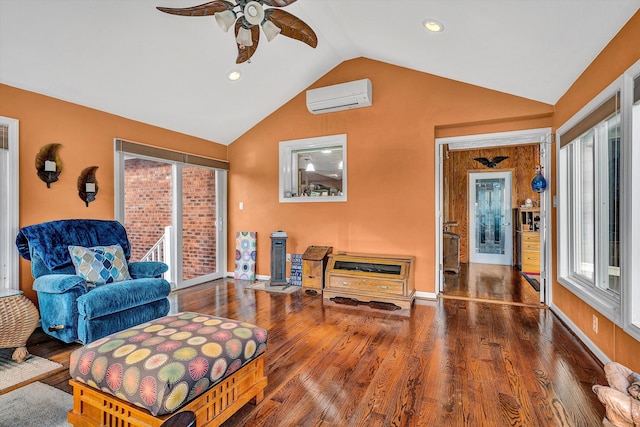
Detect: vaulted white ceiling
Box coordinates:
(1, 1, 639, 145)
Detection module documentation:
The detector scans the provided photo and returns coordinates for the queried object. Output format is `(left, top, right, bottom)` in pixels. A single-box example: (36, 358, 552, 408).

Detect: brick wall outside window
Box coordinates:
(124, 158, 217, 281)
(182, 165, 217, 279)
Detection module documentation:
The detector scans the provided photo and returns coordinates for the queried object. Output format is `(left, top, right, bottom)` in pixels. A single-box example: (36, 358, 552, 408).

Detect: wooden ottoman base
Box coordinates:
(68, 354, 267, 427)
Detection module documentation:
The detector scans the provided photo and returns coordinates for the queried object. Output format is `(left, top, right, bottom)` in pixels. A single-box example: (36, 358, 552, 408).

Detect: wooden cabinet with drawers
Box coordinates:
(323, 252, 415, 310)
(516, 208, 541, 274)
(520, 232, 540, 273)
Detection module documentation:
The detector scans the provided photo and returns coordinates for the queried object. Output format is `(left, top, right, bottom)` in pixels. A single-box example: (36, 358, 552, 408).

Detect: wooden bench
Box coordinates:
(67, 312, 268, 427)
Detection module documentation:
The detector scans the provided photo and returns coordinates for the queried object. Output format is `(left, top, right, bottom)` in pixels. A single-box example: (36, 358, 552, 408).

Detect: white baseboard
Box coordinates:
(226, 272, 271, 281)
(550, 303, 611, 365)
(415, 291, 437, 301)
(225, 272, 438, 302)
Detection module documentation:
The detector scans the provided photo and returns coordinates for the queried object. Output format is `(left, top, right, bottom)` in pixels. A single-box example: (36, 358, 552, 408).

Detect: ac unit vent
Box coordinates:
(306, 78, 372, 114)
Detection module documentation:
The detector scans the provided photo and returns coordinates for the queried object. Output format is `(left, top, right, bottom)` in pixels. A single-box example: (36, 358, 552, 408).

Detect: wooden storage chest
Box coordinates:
(323, 253, 415, 310)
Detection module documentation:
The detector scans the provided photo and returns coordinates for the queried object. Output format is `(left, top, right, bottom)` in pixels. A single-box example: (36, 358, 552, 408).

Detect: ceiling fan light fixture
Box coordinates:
(228, 70, 242, 81)
(423, 19, 444, 32)
(236, 26, 253, 47)
(243, 1, 265, 26)
(262, 20, 281, 42)
(157, 0, 318, 63)
(215, 10, 236, 32)
(305, 162, 315, 172)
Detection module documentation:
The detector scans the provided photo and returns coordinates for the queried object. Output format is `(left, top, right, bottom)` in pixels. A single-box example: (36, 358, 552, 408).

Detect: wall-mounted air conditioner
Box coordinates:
(306, 78, 372, 114)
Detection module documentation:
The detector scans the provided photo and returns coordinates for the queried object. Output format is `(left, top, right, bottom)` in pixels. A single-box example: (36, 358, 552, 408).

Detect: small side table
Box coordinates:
(0, 289, 39, 363)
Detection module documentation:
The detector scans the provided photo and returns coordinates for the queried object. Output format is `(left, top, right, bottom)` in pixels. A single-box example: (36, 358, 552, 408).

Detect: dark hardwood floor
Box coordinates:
(443, 263, 542, 307)
(22, 277, 606, 426)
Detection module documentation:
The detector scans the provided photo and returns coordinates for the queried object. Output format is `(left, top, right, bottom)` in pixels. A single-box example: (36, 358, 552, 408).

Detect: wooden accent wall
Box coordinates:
(442, 144, 539, 263)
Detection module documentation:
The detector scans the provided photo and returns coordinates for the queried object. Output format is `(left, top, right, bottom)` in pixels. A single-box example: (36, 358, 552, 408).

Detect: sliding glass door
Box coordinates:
(115, 140, 227, 290)
(122, 156, 174, 278)
(181, 165, 218, 282)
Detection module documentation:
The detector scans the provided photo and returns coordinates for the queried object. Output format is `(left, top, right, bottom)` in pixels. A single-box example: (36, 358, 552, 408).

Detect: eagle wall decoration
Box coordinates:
(157, 0, 317, 64)
(473, 156, 509, 168)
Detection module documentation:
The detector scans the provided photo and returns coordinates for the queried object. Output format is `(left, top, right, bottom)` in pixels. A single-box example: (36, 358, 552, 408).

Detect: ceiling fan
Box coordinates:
(157, 0, 318, 64)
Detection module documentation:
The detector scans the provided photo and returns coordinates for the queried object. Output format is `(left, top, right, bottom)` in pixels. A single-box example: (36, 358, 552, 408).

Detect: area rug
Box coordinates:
(0, 348, 63, 393)
(521, 271, 540, 291)
(244, 280, 301, 294)
(0, 381, 72, 426)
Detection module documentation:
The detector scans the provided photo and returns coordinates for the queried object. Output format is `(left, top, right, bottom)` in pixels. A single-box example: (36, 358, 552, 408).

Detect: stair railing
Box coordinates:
(141, 225, 173, 283)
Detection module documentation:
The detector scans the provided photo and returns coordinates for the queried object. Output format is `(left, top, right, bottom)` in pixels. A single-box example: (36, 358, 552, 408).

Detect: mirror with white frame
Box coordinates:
(279, 134, 347, 203)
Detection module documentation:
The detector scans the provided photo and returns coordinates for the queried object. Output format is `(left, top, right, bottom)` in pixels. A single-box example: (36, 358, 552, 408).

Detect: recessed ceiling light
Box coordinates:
(228, 70, 242, 81)
(423, 19, 444, 32)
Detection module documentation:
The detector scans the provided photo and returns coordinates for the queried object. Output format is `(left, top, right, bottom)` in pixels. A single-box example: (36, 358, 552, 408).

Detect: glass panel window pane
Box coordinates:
(576, 133, 595, 280)
(607, 114, 621, 294)
(280, 135, 347, 202)
(293, 146, 343, 197)
(632, 74, 640, 329)
(123, 157, 173, 263)
(474, 177, 506, 255)
(182, 166, 217, 280)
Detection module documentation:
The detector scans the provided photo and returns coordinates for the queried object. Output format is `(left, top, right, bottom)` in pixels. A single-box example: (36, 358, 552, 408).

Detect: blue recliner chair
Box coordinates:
(16, 219, 172, 344)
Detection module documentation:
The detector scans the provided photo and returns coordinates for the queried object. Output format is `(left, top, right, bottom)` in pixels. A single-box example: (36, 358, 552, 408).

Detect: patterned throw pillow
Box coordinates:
(68, 244, 132, 285)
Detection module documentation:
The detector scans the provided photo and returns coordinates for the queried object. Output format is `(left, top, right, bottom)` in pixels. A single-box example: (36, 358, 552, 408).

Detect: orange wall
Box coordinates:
(552, 10, 640, 372)
(227, 58, 553, 295)
(0, 84, 227, 304)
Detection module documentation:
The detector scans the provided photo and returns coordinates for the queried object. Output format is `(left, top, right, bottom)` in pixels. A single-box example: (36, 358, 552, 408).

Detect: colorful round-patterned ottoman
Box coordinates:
(67, 312, 268, 426)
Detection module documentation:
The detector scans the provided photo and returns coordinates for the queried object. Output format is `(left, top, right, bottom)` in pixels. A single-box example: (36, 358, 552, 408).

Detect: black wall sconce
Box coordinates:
(78, 166, 98, 207)
(35, 143, 63, 188)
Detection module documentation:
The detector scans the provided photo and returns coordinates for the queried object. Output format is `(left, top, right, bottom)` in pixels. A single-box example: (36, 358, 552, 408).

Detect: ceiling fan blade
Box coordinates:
(156, 1, 232, 17)
(265, 9, 317, 48)
(235, 21, 260, 64)
(262, 0, 298, 7)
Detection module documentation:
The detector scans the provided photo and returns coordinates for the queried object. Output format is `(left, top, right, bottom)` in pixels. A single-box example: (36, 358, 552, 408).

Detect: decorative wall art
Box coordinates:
(289, 253, 302, 286)
(78, 166, 99, 207)
(235, 231, 257, 281)
(35, 143, 63, 188)
(531, 165, 547, 193)
(473, 156, 509, 168)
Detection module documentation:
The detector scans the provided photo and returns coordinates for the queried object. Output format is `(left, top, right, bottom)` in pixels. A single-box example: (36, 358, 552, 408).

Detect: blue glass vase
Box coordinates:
(531, 166, 547, 193)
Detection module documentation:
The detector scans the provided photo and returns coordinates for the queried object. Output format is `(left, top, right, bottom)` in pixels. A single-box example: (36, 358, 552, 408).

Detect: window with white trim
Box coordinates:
(557, 60, 640, 339)
(629, 70, 640, 335)
(558, 90, 621, 320)
(0, 117, 19, 291)
(560, 93, 620, 289)
(279, 134, 347, 203)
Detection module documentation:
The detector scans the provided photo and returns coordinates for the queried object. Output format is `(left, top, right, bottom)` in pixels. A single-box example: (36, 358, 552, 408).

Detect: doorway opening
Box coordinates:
(435, 128, 551, 307)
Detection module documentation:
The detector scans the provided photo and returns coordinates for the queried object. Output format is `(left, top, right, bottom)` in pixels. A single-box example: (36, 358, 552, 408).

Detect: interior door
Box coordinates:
(469, 171, 512, 265)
